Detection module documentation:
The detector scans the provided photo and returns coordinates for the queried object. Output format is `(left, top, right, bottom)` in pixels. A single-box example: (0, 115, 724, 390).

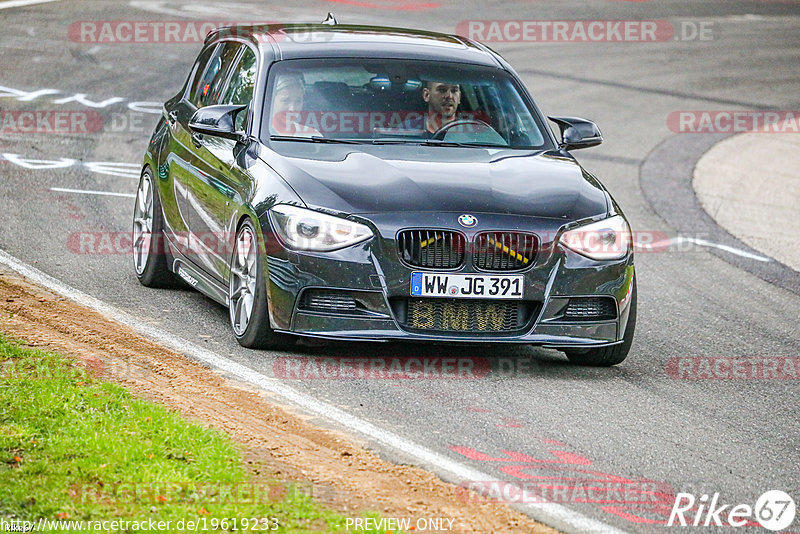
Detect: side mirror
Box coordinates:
(548, 116, 603, 150)
(188, 104, 248, 142)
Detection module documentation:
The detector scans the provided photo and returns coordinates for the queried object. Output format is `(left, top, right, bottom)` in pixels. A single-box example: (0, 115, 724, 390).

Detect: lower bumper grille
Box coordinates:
(301, 290, 358, 313)
(297, 289, 393, 318)
(563, 297, 617, 321)
(394, 298, 539, 334)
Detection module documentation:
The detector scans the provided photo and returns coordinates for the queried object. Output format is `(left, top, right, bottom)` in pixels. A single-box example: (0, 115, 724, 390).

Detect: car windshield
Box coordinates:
(262, 58, 550, 149)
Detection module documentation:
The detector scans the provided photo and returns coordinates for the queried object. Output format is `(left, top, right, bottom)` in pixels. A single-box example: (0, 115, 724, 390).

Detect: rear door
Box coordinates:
(164, 43, 225, 254)
(160, 43, 219, 248)
(175, 41, 242, 278)
(188, 44, 259, 283)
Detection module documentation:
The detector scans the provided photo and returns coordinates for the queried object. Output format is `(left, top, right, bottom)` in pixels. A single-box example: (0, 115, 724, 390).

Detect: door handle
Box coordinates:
(191, 132, 203, 148)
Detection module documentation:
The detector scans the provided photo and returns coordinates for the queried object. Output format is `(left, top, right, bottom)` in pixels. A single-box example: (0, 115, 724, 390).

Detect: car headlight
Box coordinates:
(558, 215, 631, 261)
(269, 204, 373, 251)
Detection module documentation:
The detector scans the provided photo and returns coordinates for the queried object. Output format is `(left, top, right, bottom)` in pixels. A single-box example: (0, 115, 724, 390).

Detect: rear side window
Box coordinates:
(190, 42, 242, 108)
(187, 44, 219, 105)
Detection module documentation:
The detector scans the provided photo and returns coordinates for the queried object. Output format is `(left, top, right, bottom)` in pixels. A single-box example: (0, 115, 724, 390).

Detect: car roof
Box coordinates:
(206, 23, 504, 68)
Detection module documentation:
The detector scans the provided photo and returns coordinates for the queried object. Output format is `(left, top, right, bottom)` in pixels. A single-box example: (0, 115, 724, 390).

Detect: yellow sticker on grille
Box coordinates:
(487, 237, 531, 264)
(409, 301, 510, 331)
(419, 235, 440, 249)
(475, 303, 506, 330)
(410, 300, 436, 329)
(441, 302, 469, 330)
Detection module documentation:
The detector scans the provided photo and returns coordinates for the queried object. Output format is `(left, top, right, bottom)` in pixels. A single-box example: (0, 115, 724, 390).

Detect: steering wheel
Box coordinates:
(431, 118, 494, 140)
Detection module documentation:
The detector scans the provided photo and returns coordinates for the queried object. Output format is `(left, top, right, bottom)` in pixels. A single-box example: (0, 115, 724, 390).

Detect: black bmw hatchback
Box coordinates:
(133, 21, 636, 366)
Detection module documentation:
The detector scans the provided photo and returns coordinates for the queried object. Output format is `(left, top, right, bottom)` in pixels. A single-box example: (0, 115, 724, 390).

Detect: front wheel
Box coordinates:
(564, 279, 637, 367)
(229, 219, 293, 349)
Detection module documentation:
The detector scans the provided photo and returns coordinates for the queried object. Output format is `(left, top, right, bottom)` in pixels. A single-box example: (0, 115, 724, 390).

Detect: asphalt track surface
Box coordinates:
(1, 1, 799, 532)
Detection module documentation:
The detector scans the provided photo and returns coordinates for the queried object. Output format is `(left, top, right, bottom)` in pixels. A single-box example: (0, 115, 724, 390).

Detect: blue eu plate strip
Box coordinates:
(411, 272, 422, 296)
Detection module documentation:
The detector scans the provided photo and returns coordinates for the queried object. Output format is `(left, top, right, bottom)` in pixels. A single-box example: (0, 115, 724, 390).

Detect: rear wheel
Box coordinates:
(229, 219, 293, 349)
(564, 279, 637, 367)
(133, 168, 179, 288)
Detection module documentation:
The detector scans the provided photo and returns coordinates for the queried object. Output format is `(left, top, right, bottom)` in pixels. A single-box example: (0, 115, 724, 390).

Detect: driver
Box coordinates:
(422, 81, 462, 134)
(270, 72, 321, 137)
(400, 81, 462, 136)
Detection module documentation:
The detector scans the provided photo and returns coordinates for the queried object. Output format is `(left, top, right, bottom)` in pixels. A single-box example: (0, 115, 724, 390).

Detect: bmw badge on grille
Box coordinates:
(458, 214, 478, 228)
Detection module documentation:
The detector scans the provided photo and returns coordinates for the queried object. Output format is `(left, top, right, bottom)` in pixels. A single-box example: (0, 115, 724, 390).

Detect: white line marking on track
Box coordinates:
(50, 187, 135, 198)
(84, 161, 141, 179)
(1, 153, 142, 179)
(0, 0, 60, 9)
(0, 247, 627, 534)
(639, 237, 772, 262)
(684, 237, 772, 262)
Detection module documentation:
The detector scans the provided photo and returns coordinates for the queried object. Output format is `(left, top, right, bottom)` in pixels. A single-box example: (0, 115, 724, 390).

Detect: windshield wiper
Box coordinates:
(370, 138, 422, 145)
(369, 138, 511, 148)
(269, 135, 361, 144)
(420, 140, 509, 148)
(269, 135, 508, 148)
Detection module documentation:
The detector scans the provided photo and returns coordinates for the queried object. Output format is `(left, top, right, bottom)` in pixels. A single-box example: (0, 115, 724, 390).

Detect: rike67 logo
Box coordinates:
(668, 490, 796, 531)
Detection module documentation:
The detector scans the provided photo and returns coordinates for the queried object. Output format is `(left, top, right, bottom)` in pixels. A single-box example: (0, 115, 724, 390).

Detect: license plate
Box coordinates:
(410, 272, 524, 299)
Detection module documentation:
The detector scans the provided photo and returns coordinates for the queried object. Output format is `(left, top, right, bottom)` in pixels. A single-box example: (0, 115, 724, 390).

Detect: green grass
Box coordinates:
(0, 333, 390, 532)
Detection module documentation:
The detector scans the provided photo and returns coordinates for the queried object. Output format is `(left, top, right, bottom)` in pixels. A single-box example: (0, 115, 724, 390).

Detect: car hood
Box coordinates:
(260, 143, 609, 220)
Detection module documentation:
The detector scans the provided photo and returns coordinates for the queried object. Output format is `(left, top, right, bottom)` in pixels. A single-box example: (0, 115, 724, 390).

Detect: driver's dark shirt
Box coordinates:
(399, 114, 433, 138)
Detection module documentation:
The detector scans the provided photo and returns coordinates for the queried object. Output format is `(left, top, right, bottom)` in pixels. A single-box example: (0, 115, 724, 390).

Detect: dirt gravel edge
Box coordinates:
(0, 269, 557, 534)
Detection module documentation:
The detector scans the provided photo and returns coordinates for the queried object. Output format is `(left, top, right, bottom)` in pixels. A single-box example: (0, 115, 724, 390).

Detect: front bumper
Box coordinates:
(261, 211, 634, 347)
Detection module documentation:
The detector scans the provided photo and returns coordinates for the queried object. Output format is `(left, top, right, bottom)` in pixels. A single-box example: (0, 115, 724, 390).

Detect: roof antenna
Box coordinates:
(321, 12, 337, 25)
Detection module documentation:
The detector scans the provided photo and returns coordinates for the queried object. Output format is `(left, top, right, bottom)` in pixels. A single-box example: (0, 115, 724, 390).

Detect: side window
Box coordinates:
(191, 42, 242, 108)
(188, 44, 221, 106)
(221, 47, 257, 131)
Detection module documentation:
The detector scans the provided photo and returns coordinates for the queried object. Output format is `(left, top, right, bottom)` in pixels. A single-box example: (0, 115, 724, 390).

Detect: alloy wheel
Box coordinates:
(229, 225, 258, 336)
(132, 172, 154, 275)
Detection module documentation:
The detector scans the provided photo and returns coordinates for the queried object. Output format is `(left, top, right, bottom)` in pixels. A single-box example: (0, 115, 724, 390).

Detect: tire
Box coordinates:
(132, 168, 179, 288)
(229, 219, 293, 349)
(564, 278, 637, 367)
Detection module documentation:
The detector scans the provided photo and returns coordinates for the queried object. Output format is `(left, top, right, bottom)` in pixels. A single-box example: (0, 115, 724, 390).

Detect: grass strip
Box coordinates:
(0, 333, 390, 532)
